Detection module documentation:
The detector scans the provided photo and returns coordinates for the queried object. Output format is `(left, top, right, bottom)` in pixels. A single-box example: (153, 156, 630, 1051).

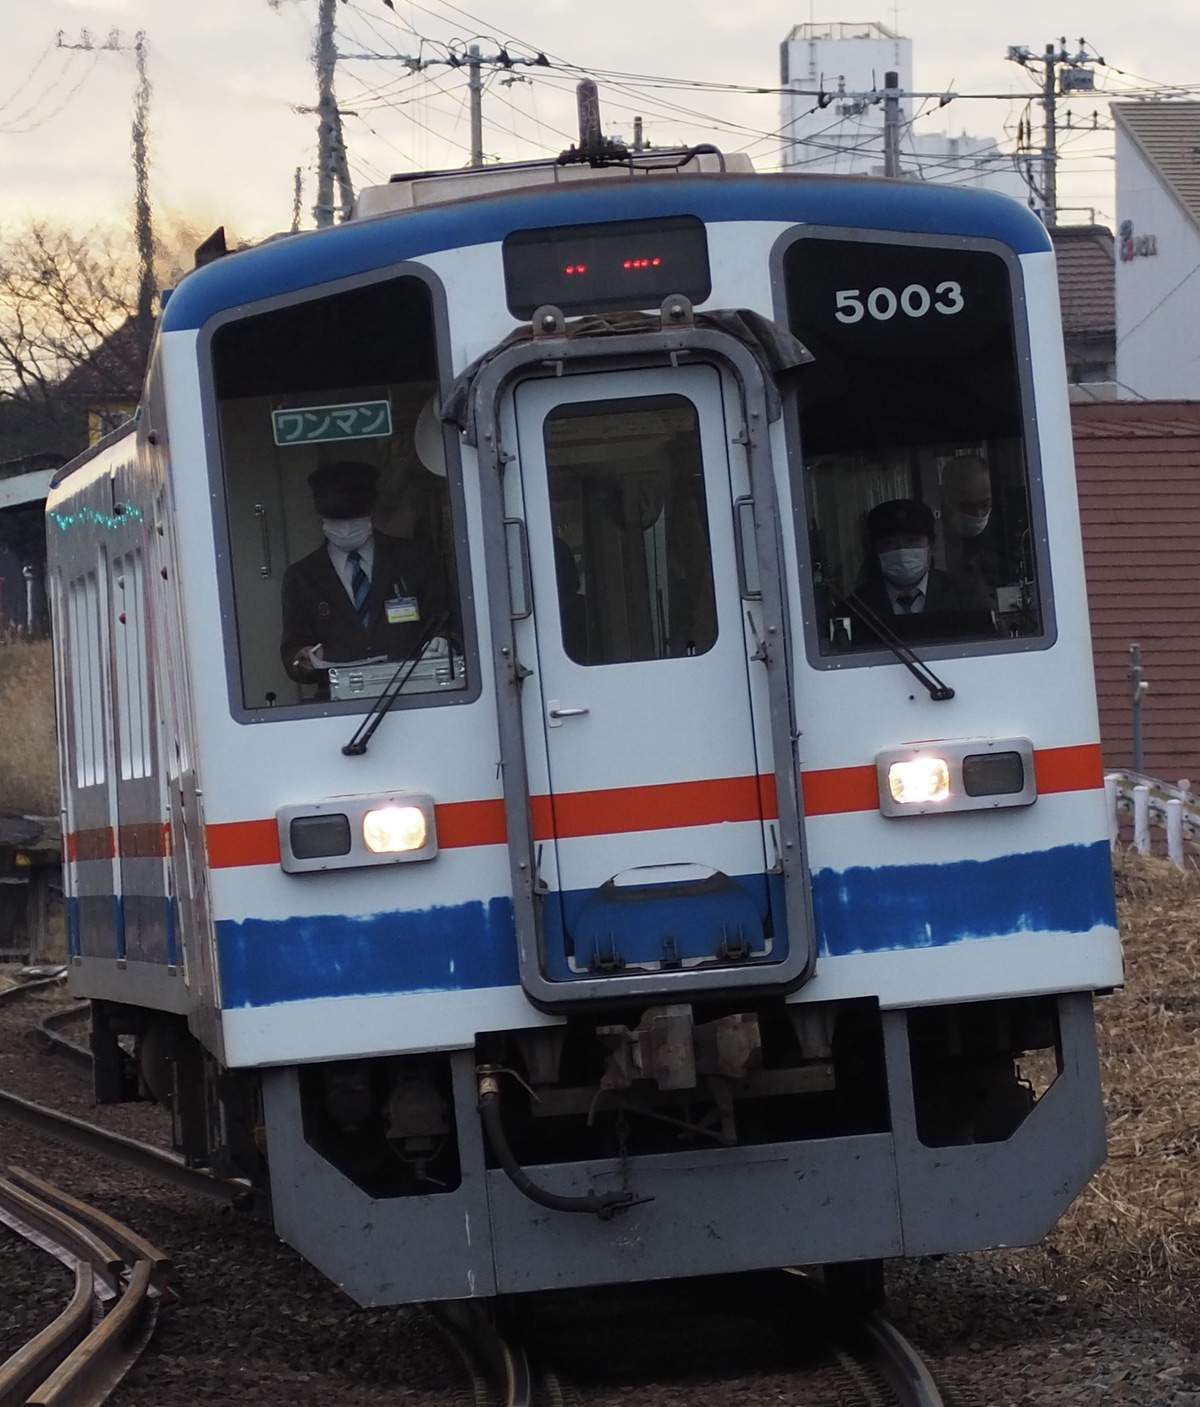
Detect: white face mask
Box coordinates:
(322, 516, 372, 552)
(948, 507, 991, 538)
(879, 546, 929, 588)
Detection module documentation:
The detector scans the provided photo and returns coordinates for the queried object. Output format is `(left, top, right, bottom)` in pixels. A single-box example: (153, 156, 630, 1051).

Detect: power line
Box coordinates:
(0, 39, 57, 116)
(0, 52, 98, 135)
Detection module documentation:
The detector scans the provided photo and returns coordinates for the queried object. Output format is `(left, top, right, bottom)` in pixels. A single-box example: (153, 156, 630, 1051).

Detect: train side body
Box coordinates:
(48, 160, 1121, 1304)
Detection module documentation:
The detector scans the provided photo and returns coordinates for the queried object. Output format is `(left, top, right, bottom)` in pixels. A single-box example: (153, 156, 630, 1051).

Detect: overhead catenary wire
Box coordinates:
(0, 38, 56, 115)
(321, 0, 1152, 226)
(0, 50, 100, 135)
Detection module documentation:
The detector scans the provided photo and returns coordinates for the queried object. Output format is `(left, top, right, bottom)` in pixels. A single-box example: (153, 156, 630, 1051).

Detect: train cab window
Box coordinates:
(782, 236, 1044, 656)
(542, 395, 718, 665)
(210, 275, 465, 711)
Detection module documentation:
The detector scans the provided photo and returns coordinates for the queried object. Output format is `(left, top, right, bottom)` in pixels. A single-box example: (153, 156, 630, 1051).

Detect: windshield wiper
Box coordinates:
(821, 575, 955, 702)
(342, 611, 451, 756)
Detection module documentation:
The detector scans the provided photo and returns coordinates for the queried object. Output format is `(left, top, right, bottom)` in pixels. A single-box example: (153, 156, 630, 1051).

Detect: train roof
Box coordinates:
(160, 171, 1052, 335)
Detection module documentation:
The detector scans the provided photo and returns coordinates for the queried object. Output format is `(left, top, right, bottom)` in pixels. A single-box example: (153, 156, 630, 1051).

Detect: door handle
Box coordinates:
(547, 699, 589, 727)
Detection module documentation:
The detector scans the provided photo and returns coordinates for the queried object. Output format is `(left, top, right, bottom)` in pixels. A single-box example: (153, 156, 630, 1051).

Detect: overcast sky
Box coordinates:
(2, 0, 1198, 248)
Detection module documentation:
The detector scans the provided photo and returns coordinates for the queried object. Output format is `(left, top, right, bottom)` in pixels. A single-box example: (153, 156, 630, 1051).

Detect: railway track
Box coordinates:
(1, 978, 979, 1405)
(488, 1268, 978, 1407)
(424, 1300, 565, 1407)
(829, 1309, 983, 1407)
(0, 1165, 170, 1407)
(0, 975, 247, 1206)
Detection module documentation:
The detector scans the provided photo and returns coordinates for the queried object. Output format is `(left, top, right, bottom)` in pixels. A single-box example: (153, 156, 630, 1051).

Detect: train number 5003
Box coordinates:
(834, 281, 965, 323)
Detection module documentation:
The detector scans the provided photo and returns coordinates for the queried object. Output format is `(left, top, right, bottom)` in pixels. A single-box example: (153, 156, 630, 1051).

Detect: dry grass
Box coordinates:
(0, 637, 59, 816)
(1014, 851, 1200, 1329)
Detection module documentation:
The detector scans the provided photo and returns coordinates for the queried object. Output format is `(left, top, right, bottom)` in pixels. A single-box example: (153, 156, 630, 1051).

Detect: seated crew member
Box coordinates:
(850, 498, 975, 627)
(940, 454, 1001, 601)
(280, 460, 450, 699)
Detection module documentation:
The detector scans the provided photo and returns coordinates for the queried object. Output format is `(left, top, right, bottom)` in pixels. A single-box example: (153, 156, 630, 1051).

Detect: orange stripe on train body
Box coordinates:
(67, 747, 1105, 870)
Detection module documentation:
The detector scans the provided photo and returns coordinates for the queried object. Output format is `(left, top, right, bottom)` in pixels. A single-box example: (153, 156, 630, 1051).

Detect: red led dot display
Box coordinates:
(503, 214, 709, 318)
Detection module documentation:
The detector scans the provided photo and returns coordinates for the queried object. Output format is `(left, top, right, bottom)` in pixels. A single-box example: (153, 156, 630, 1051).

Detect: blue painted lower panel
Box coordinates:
(810, 840, 1116, 957)
(216, 897, 519, 1009)
(542, 871, 787, 981)
(211, 842, 1115, 1010)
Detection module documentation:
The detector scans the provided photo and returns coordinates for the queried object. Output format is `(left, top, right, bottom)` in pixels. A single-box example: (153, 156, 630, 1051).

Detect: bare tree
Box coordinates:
(0, 222, 140, 464)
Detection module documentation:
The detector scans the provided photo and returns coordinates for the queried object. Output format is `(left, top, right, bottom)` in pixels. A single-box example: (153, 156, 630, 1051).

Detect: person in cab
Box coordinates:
(280, 460, 449, 700)
(849, 498, 991, 643)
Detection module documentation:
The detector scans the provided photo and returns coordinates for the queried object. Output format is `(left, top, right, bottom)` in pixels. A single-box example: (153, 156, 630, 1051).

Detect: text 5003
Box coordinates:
(834, 281, 965, 323)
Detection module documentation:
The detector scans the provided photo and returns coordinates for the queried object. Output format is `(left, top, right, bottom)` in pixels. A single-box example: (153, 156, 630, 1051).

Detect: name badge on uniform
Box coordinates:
(386, 595, 420, 625)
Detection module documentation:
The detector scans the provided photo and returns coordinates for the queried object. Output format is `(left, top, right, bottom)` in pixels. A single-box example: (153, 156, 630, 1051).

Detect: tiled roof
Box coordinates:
(1112, 100, 1200, 231)
(1049, 225, 1114, 335)
(1072, 399, 1200, 438)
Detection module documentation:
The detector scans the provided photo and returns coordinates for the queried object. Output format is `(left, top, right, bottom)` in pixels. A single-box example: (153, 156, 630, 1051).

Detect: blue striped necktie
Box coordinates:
(347, 550, 370, 629)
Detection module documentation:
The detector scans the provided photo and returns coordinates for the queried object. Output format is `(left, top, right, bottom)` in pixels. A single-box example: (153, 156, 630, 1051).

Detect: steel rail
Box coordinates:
(5, 1167, 171, 1283)
(860, 1312, 948, 1407)
(0, 974, 67, 1004)
(30, 1259, 156, 1407)
(424, 1301, 538, 1407)
(30, 1005, 93, 1074)
(0, 1174, 124, 1297)
(1, 980, 250, 1204)
(0, 1172, 165, 1407)
(0, 1088, 247, 1205)
(0, 1265, 93, 1407)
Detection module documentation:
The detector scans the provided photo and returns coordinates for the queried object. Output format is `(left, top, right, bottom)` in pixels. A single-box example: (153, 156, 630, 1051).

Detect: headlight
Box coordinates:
(277, 792, 437, 872)
(363, 805, 427, 854)
(876, 739, 1037, 817)
(887, 757, 951, 805)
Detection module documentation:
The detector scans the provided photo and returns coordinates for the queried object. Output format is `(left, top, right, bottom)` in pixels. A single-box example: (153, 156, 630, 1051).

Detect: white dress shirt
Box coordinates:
(884, 573, 930, 614)
(326, 536, 375, 605)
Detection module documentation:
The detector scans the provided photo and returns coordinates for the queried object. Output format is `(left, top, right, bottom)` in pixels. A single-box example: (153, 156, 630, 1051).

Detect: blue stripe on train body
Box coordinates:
(811, 840, 1117, 957)
(213, 842, 1114, 1008)
(216, 896, 520, 1008)
(162, 174, 1052, 334)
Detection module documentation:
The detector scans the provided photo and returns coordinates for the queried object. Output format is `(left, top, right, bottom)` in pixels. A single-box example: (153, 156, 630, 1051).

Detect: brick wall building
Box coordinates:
(1072, 400, 1200, 781)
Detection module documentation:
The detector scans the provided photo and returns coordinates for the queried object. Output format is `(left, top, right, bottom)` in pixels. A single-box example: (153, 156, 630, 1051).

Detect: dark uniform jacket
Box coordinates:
(280, 531, 450, 695)
(848, 562, 994, 645)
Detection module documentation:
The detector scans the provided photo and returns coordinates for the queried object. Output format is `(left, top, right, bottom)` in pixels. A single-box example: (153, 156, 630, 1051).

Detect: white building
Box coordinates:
(779, 22, 1029, 204)
(780, 22, 911, 177)
(1112, 101, 1200, 400)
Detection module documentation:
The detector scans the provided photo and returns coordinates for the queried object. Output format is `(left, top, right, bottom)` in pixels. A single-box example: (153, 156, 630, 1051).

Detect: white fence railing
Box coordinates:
(1105, 770, 1200, 868)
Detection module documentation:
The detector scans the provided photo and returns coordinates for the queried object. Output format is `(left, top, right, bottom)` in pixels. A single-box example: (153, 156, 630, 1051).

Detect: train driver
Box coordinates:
(280, 460, 450, 700)
(850, 498, 980, 627)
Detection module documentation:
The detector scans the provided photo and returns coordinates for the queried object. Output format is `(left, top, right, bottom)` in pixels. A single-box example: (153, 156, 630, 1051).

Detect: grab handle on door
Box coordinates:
(547, 700, 589, 727)
(503, 517, 533, 619)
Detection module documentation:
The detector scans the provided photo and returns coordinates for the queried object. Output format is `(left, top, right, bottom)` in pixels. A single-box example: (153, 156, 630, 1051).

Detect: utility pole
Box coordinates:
(1006, 39, 1102, 227)
(131, 33, 153, 360)
(883, 70, 901, 177)
(312, 0, 354, 225)
(1042, 44, 1057, 228)
(58, 29, 156, 360)
(338, 41, 548, 169)
(467, 45, 484, 168)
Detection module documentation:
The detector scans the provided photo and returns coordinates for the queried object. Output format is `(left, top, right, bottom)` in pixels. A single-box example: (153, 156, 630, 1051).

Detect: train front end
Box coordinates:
(52, 158, 1121, 1305)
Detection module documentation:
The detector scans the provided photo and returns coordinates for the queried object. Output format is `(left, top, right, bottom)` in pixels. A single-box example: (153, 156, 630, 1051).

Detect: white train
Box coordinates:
(47, 139, 1121, 1304)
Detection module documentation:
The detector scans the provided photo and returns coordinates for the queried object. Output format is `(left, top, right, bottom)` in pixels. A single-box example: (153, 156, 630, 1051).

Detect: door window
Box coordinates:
(542, 395, 718, 665)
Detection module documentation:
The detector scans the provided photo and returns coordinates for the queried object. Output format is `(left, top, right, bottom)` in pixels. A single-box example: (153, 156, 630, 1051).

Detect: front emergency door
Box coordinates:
(510, 365, 785, 989)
